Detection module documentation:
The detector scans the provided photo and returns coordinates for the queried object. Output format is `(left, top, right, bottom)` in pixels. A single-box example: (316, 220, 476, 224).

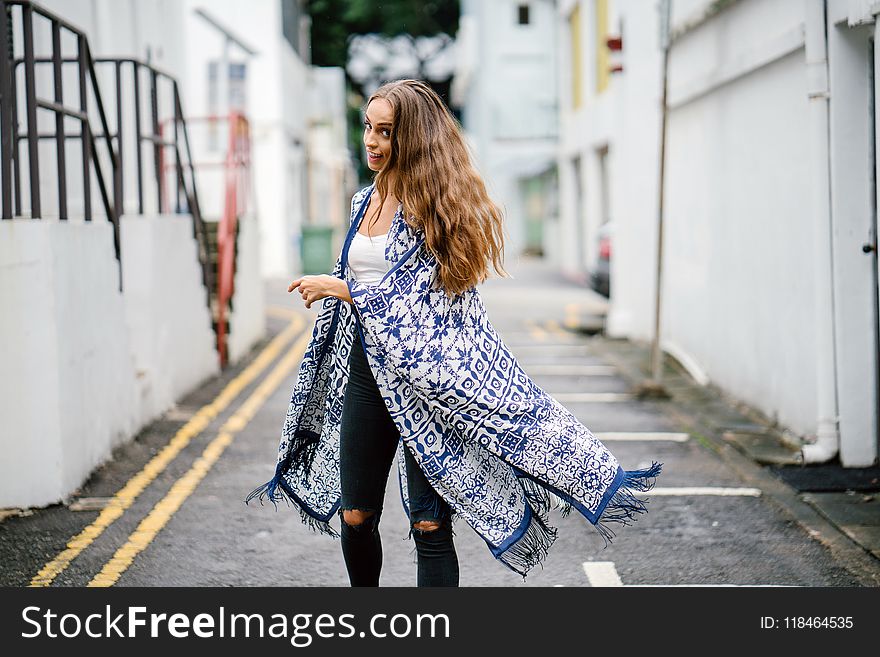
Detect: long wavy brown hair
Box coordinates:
(363, 79, 510, 297)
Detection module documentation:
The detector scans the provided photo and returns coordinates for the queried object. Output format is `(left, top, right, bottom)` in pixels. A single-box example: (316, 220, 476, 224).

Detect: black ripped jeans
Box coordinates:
(338, 319, 459, 587)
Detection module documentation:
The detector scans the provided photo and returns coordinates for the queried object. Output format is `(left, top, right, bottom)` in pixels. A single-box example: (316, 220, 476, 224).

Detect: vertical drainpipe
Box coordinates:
(802, 0, 841, 463)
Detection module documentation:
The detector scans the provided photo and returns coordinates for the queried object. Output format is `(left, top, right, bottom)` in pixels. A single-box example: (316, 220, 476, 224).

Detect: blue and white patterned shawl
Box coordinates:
(247, 184, 661, 577)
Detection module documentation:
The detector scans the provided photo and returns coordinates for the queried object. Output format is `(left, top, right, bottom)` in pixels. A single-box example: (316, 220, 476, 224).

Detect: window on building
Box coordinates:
(518, 4, 530, 25)
(207, 61, 248, 150)
(228, 63, 247, 110)
(208, 61, 248, 113)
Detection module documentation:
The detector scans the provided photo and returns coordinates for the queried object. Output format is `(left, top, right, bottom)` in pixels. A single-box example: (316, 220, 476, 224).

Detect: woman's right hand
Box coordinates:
(288, 275, 352, 308)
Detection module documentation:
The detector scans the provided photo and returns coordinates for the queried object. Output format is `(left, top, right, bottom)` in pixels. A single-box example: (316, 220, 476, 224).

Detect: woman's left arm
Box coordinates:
(288, 274, 352, 308)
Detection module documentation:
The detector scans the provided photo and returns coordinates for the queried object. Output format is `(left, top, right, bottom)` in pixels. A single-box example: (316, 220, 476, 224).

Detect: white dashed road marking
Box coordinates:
(525, 364, 617, 376)
(595, 432, 690, 442)
(511, 344, 592, 353)
(643, 487, 762, 497)
(582, 562, 623, 587)
(582, 562, 791, 587)
(554, 392, 633, 402)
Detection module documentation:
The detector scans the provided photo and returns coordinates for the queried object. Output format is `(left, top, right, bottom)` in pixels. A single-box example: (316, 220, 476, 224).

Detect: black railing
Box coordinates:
(0, 0, 118, 251)
(0, 0, 213, 308)
(90, 57, 214, 307)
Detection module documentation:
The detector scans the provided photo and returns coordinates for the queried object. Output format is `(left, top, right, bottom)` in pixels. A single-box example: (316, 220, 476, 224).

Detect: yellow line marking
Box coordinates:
(563, 303, 580, 330)
(88, 326, 311, 587)
(525, 319, 548, 342)
(266, 305, 299, 320)
(498, 331, 580, 343)
(29, 314, 305, 587)
(544, 319, 568, 336)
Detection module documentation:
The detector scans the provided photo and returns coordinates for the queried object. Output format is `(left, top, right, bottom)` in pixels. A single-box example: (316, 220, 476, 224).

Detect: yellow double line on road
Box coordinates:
(524, 319, 571, 342)
(30, 309, 307, 587)
(89, 320, 312, 587)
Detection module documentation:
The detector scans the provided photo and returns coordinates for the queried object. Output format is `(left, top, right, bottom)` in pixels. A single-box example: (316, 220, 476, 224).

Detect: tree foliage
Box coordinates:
(306, 1, 460, 182)
(307, 0, 459, 68)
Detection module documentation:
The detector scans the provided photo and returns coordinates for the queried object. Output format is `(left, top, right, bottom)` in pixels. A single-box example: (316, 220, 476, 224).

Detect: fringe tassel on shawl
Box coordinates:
(244, 431, 338, 538)
(595, 461, 662, 545)
(502, 462, 662, 577)
(496, 503, 558, 580)
(245, 474, 339, 538)
(493, 477, 563, 579)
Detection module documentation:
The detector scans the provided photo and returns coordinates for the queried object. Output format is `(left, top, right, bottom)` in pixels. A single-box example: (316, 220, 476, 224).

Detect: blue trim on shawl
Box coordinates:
(277, 474, 341, 524)
(245, 434, 341, 534)
(343, 184, 425, 299)
(484, 465, 626, 559)
(397, 437, 409, 516)
(487, 467, 622, 557)
(489, 502, 533, 557)
(243, 190, 374, 523)
(340, 183, 374, 280)
(354, 313, 369, 362)
(594, 467, 627, 519)
(381, 239, 424, 282)
(509, 464, 625, 525)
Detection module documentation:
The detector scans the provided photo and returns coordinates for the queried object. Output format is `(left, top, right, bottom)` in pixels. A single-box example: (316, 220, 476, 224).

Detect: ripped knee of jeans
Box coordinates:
(339, 507, 380, 532)
(412, 519, 441, 532)
(408, 516, 455, 543)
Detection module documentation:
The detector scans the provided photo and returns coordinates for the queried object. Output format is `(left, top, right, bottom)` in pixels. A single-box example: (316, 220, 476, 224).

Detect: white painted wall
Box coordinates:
(663, 46, 817, 436)
(555, 0, 626, 281)
(662, 0, 878, 463)
(119, 214, 220, 421)
(307, 65, 357, 241)
(37, 0, 188, 78)
(228, 212, 267, 364)
(826, 17, 878, 466)
(0, 216, 220, 508)
(0, 1, 277, 509)
(280, 33, 311, 274)
(604, 2, 663, 339)
(1, 220, 138, 508)
(556, 0, 880, 464)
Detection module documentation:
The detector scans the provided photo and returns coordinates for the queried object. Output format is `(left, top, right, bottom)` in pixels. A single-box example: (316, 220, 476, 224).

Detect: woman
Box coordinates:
(247, 79, 661, 587)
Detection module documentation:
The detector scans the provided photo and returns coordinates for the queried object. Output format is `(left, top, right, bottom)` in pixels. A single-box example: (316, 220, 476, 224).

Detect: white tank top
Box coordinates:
(348, 231, 390, 285)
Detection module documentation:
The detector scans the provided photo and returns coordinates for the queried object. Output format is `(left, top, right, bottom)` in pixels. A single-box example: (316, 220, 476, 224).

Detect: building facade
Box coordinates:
(556, 0, 879, 467)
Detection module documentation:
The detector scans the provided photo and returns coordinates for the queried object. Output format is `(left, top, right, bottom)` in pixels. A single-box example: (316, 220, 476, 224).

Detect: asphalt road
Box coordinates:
(0, 255, 872, 587)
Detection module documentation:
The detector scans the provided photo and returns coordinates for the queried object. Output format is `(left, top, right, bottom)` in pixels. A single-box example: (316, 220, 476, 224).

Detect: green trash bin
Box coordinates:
(300, 225, 335, 275)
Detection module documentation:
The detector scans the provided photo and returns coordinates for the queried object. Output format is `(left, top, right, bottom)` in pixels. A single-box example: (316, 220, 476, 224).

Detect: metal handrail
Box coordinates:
(0, 0, 121, 283)
(88, 58, 214, 310)
(177, 111, 252, 366)
(0, 0, 213, 310)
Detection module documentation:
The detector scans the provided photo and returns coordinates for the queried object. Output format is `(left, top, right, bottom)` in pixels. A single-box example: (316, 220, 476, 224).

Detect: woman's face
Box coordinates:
(363, 98, 393, 171)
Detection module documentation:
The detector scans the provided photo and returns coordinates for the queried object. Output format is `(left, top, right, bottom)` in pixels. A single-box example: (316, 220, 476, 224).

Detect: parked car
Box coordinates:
(589, 222, 612, 298)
